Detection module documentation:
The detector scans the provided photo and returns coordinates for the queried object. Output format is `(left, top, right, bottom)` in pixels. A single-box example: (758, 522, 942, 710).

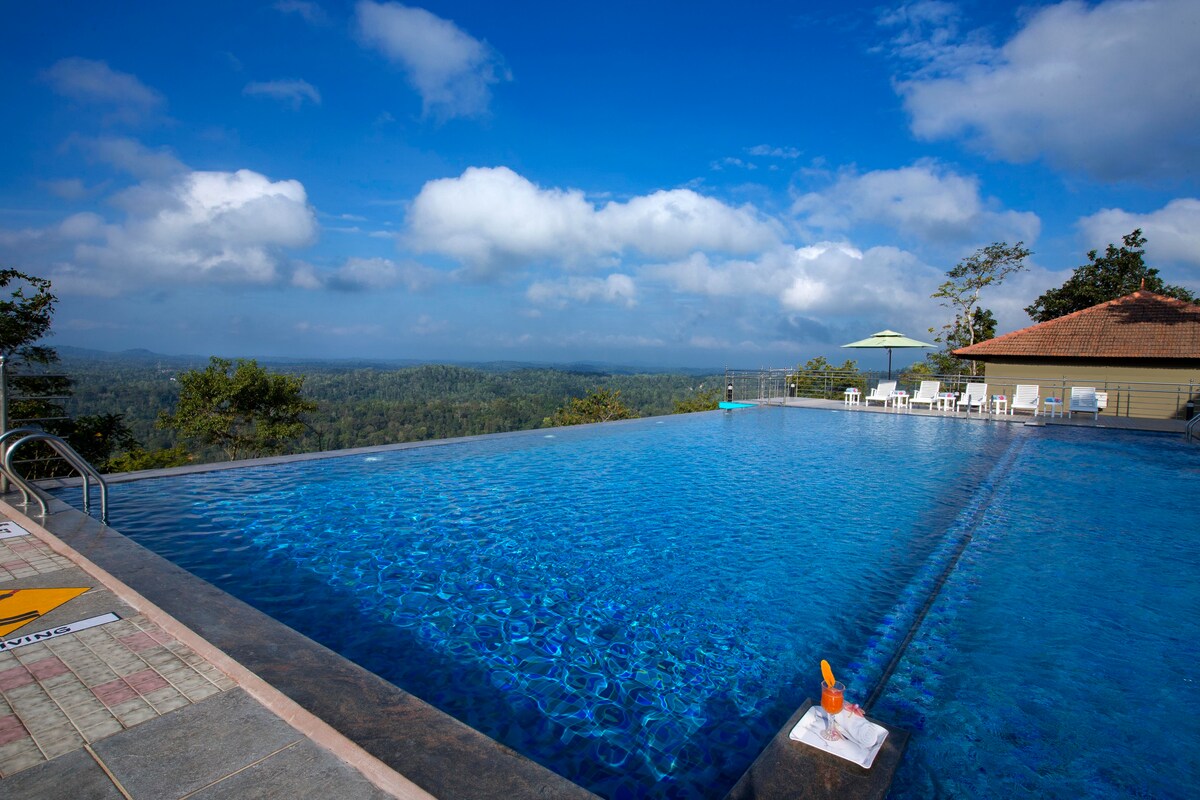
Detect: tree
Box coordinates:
(0, 270, 133, 477)
(62, 413, 139, 468)
(158, 357, 318, 461)
(542, 388, 637, 427)
(672, 388, 720, 414)
(0, 269, 73, 428)
(0, 269, 57, 363)
(923, 307, 996, 375)
(104, 445, 191, 473)
(787, 356, 862, 398)
(1025, 229, 1197, 322)
(929, 242, 1030, 375)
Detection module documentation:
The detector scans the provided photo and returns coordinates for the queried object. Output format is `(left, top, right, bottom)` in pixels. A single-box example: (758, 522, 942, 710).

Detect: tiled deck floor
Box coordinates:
(0, 521, 402, 799)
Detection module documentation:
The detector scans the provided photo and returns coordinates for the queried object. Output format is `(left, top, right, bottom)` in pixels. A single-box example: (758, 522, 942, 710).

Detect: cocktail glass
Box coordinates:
(820, 680, 844, 741)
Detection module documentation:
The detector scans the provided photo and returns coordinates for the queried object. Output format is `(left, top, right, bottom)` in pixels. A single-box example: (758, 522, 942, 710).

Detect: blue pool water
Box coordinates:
(59, 408, 1198, 798)
(875, 422, 1200, 798)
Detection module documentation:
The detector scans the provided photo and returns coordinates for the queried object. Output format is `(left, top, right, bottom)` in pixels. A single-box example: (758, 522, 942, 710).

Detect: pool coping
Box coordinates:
(57, 416, 659, 487)
(0, 493, 600, 800)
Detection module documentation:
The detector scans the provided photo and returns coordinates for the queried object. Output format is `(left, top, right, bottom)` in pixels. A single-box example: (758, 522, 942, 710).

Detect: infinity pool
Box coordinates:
(62, 408, 1199, 798)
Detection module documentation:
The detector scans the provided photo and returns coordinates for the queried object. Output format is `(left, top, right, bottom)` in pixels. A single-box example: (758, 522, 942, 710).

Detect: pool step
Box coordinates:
(724, 699, 908, 800)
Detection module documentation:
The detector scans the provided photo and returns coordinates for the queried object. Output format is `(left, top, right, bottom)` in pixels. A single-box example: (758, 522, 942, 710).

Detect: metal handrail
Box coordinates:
(0, 427, 50, 505)
(1187, 414, 1200, 444)
(1, 432, 108, 523)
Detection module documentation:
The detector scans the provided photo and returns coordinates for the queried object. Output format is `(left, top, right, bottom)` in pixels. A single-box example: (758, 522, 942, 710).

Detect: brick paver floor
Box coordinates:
(0, 524, 234, 778)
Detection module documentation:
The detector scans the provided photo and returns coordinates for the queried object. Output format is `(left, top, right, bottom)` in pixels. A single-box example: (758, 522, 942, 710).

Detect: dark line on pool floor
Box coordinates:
(863, 435, 1028, 712)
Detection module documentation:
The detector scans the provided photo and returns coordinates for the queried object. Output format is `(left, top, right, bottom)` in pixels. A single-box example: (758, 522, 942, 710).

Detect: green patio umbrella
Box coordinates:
(841, 329, 936, 379)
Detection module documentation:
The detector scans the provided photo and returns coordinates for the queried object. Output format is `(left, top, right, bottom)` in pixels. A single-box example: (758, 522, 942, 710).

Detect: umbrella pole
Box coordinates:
(888, 348, 893, 380)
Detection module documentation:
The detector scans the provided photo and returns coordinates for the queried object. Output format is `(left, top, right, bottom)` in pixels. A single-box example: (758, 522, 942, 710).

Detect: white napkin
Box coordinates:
(788, 706, 888, 768)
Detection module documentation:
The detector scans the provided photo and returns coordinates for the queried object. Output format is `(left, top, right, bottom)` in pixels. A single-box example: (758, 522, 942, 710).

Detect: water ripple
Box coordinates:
(77, 408, 1014, 798)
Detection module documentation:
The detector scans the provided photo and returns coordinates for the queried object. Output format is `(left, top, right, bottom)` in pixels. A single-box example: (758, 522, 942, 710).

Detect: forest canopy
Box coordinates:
(61, 352, 724, 466)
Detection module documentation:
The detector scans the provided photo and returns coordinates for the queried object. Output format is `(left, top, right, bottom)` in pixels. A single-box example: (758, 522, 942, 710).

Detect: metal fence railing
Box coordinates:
(725, 368, 1200, 421)
(0, 356, 79, 478)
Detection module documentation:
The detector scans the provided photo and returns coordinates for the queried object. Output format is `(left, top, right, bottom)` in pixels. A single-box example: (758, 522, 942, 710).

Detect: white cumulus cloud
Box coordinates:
(354, 1, 510, 119)
(892, 0, 1200, 180)
(648, 243, 941, 324)
(793, 162, 1040, 243)
(526, 274, 637, 308)
(1078, 198, 1200, 269)
(406, 166, 781, 271)
(64, 168, 317, 292)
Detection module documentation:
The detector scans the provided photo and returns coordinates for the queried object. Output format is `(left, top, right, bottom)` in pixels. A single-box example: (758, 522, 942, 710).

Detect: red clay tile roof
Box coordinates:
(953, 291, 1200, 360)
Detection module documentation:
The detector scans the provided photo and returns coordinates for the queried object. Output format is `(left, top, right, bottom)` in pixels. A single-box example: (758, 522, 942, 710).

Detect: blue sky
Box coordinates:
(2, 0, 1199, 370)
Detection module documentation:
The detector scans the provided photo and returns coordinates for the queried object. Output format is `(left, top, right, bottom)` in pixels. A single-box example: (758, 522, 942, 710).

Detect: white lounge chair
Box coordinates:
(908, 380, 941, 410)
(865, 381, 896, 407)
(1070, 386, 1099, 419)
(1012, 385, 1040, 415)
(956, 383, 988, 414)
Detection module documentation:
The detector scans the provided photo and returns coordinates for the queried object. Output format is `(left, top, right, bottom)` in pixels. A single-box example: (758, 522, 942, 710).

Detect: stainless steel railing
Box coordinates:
(725, 369, 1199, 421)
(0, 428, 108, 523)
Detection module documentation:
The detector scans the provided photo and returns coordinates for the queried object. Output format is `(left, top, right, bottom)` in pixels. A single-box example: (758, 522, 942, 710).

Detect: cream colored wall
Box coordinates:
(978, 362, 1200, 419)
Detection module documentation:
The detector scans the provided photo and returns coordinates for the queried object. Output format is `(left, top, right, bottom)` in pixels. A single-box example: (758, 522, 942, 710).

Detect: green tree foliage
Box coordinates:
(61, 413, 138, 468)
(543, 388, 638, 427)
(899, 361, 933, 381)
(672, 388, 720, 413)
(158, 357, 318, 461)
(104, 445, 191, 473)
(0, 271, 143, 475)
(62, 355, 723, 464)
(923, 307, 996, 375)
(787, 356, 863, 398)
(0, 269, 72, 428)
(1024, 229, 1198, 322)
(929, 242, 1030, 376)
(0, 269, 57, 363)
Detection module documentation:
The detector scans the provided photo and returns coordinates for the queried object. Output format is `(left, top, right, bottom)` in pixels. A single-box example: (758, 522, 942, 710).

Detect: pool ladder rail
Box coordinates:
(1187, 414, 1200, 444)
(0, 427, 109, 523)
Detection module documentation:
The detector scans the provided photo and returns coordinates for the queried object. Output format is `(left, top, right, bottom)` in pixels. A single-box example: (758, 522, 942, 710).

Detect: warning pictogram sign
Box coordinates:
(0, 587, 90, 636)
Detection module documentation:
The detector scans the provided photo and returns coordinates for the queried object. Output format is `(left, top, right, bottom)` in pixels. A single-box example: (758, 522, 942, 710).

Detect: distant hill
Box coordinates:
(53, 345, 721, 376)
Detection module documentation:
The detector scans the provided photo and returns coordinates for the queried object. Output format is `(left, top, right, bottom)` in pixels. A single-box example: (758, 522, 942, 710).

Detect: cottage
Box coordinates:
(952, 290, 1200, 419)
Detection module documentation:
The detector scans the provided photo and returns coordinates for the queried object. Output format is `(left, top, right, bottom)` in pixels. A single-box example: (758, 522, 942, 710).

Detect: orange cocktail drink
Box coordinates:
(819, 680, 845, 740)
(821, 681, 844, 715)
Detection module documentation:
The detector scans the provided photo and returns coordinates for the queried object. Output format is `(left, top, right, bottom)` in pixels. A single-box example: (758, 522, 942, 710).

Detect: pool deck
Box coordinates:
(0, 505, 433, 800)
(767, 396, 1191, 434)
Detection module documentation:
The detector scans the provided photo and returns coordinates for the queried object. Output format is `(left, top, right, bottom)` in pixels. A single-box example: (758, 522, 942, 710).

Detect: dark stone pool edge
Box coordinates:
(12, 492, 599, 800)
(725, 700, 909, 800)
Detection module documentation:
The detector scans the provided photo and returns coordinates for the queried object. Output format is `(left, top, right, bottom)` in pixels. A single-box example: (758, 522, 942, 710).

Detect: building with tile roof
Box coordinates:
(952, 290, 1200, 419)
